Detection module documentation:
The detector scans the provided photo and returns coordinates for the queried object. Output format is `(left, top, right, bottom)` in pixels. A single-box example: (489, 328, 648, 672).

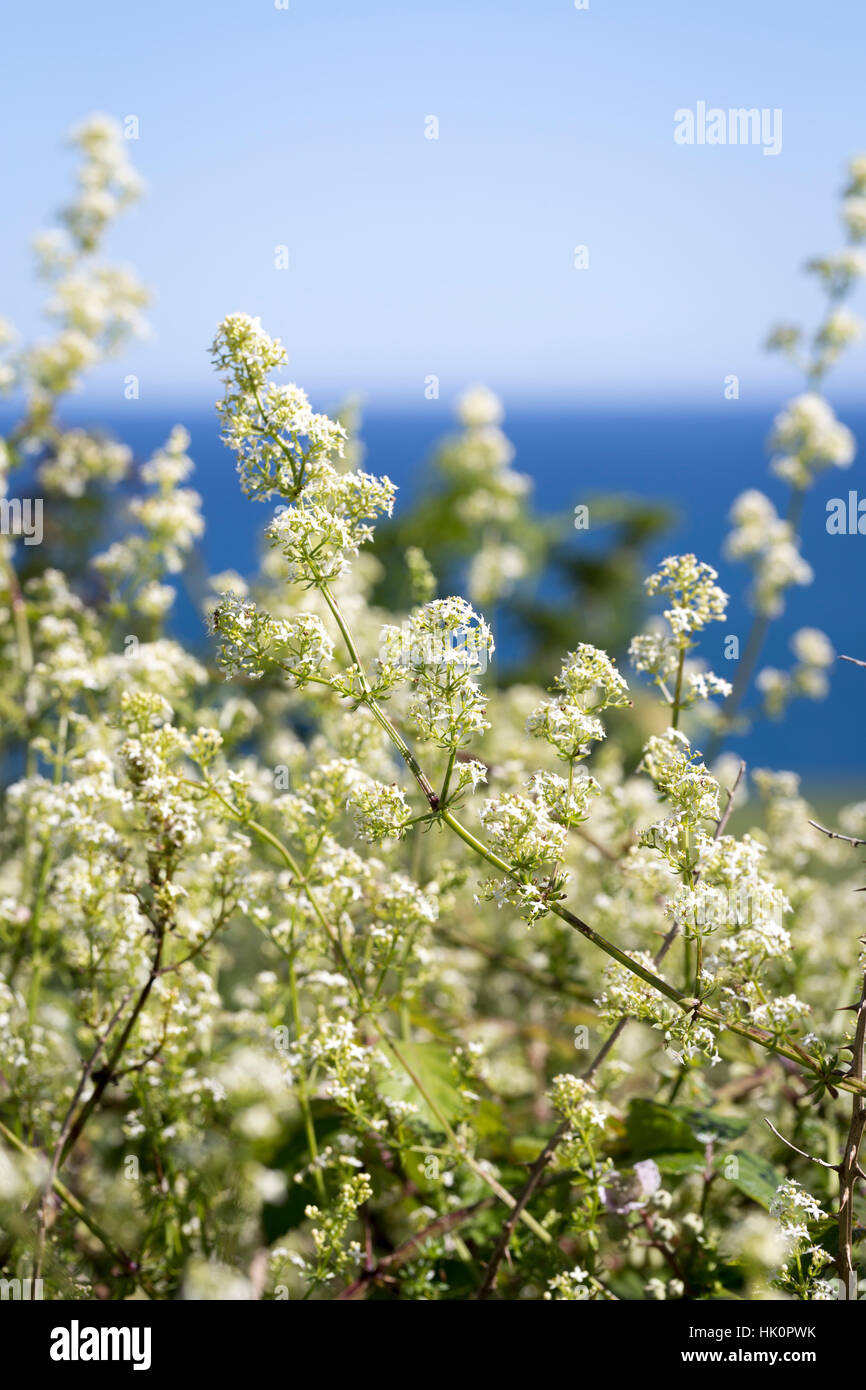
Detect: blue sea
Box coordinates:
(8, 404, 866, 786)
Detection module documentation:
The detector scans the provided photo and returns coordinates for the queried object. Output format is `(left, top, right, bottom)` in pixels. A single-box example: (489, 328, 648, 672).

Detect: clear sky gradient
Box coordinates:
(3, 0, 866, 411)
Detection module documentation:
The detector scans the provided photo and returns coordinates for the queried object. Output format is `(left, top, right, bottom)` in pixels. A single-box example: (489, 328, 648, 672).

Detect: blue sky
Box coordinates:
(3, 0, 866, 410)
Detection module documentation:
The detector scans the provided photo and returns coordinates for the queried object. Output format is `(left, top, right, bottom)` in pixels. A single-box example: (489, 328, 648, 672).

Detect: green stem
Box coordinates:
(440, 747, 457, 804)
(59, 932, 165, 1169)
(289, 958, 326, 1201)
(708, 614, 769, 760)
(386, 1035, 550, 1243)
(27, 711, 69, 1027)
(671, 645, 686, 730)
(317, 579, 440, 808)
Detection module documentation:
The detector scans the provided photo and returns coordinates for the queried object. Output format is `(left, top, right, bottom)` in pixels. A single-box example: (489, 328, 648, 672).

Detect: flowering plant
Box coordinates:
(1, 119, 865, 1303)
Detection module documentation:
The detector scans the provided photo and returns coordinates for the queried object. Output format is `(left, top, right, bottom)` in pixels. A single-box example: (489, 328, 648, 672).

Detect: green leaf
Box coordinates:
(379, 1041, 465, 1129)
(653, 1151, 706, 1175)
(681, 1108, 748, 1145)
(626, 1099, 748, 1159)
(474, 1098, 507, 1142)
(716, 1150, 784, 1210)
(626, 1099, 702, 1156)
(264, 1108, 345, 1236)
(510, 1135, 547, 1164)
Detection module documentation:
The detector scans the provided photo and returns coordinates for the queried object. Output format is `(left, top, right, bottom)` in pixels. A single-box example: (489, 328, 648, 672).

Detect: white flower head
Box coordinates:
(645, 554, 728, 638)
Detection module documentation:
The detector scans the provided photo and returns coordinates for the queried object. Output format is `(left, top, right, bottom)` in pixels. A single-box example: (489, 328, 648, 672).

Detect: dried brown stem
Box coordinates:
(837, 968, 866, 1297)
(808, 820, 866, 848)
(336, 1198, 495, 1300)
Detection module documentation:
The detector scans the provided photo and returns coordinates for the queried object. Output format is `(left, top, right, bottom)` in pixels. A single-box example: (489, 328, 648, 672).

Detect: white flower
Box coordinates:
(645, 555, 728, 636)
(544, 1266, 591, 1301)
(640, 729, 721, 824)
(548, 1074, 607, 1133)
(348, 779, 412, 843)
(526, 700, 605, 760)
(212, 313, 287, 389)
(557, 645, 630, 708)
(770, 1179, 825, 1243)
(39, 429, 131, 498)
(266, 467, 395, 583)
(467, 541, 527, 606)
(526, 645, 626, 761)
(212, 314, 351, 506)
(726, 490, 812, 616)
(208, 594, 334, 684)
(843, 195, 866, 240)
(769, 393, 855, 487)
(456, 384, 504, 429)
(816, 308, 863, 350)
(381, 597, 494, 747)
(629, 627, 678, 682)
(806, 250, 866, 295)
(790, 627, 834, 668)
(479, 791, 566, 871)
(529, 768, 601, 825)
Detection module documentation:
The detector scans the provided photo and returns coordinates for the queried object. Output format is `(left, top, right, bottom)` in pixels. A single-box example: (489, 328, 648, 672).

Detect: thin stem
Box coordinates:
(708, 614, 770, 760)
(809, 820, 866, 849)
(440, 747, 457, 805)
(336, 1198, 495, 1300)
(27, 710, 69, 1027)
(58, 931, 166, 1169)
(836, 966, 866, 1296)
(317, 577, 440, 808)
(289, 957, 326, 1202)
(670, 645, 686, 730)
(35, 985, 136, 1275)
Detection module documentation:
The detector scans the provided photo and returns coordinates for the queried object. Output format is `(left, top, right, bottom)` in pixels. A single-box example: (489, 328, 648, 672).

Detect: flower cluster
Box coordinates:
(756, 626, 835, 718)
(640, 730, 721, 827)
(348, 779, 413, 843)
(595, 950, 721, 1066)
(543, 1267, 591, 1301)
(265, 466, 396, 584)
(208, 593, 334, 685)
(644, 554, 728, 638)
(304, 1167, 374, 1283)
(548, 1073, 607, 1136)
(60, 114, 144, 251)
(664, 832, 793, 1006)
(39, 428, 131, 498)
(24, 116, 147, 413)
(478, 791, 567, 872)
(725, 490, 813, 617)
(434, 388, 533, 605)
(529, 767, 601, 827)
(475, 790, 568, 923)
(629, 557, 729, 719)
(130, 427, 204, 574)
(805, 250, 866, 297)
(527, 645, 628, 761)
(212, 314, 346, 501)
(769, 1179, 825, 1244)
(768, 393, 855, 489)
(380, 597, 494, 747)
